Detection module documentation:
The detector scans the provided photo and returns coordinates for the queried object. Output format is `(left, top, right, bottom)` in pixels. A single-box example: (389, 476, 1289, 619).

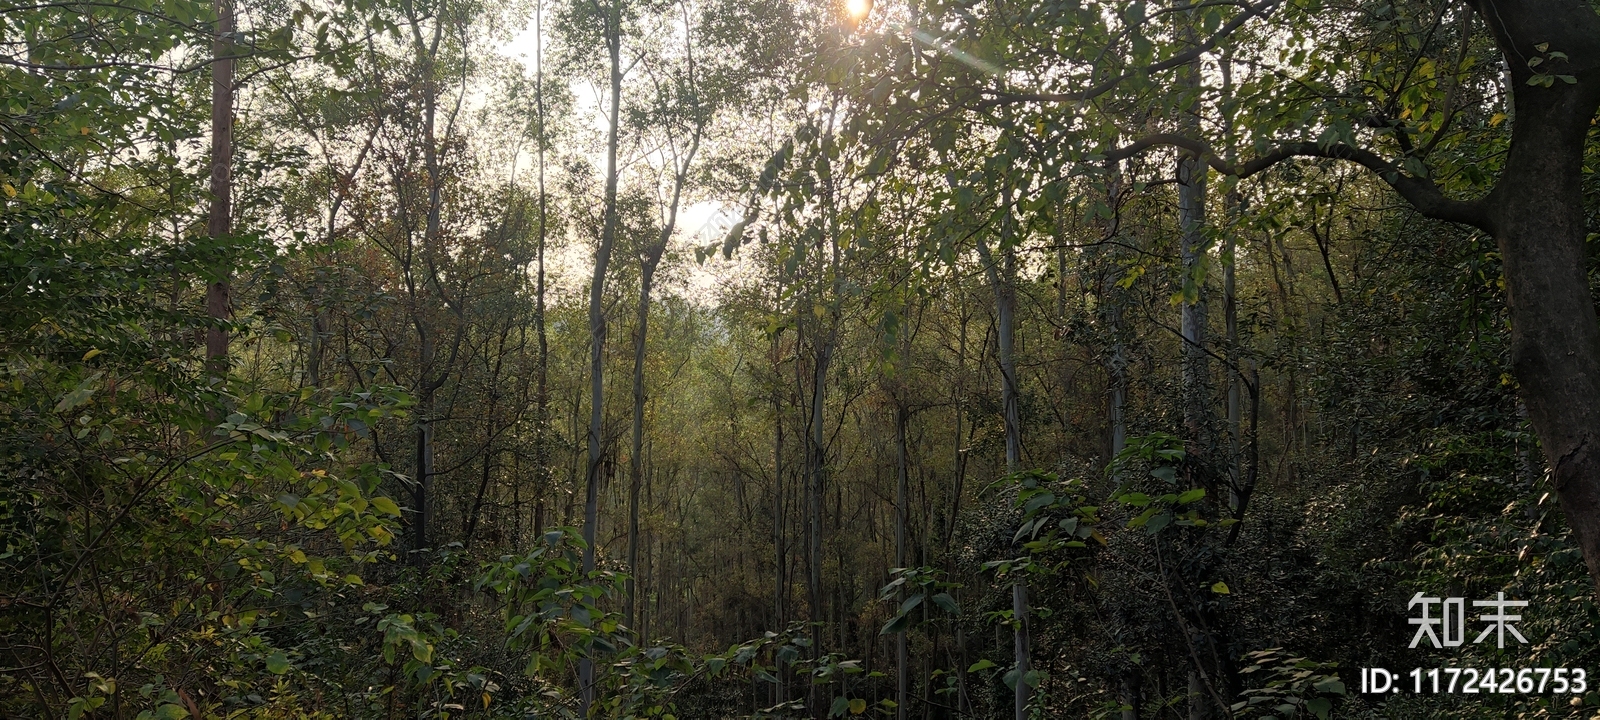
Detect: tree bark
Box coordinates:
(533, 0, 551, 546)
(976, 198, 1025, 719)
(1466, 0, 1600, 590)
(894, 403, 909, 720)
(580, 0, 624, 707)
(205, 0, 234, 371)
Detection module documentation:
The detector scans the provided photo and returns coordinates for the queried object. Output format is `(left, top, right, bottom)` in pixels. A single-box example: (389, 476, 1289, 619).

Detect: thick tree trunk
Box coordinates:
(1456, 0, 1600, 591)
(205, 0, 233, 370)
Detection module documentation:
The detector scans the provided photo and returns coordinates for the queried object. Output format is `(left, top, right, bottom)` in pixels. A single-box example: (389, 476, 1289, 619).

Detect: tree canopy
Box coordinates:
(3, 0, 1600, 718)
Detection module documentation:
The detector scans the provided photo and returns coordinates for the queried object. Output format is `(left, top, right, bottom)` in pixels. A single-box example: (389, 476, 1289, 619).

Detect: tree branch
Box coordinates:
(1104, 134, 1488, 229)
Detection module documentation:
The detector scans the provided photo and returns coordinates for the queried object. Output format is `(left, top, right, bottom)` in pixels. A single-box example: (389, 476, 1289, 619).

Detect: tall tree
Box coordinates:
(205, 0, 234, 369)
(580, 0, 626, 704)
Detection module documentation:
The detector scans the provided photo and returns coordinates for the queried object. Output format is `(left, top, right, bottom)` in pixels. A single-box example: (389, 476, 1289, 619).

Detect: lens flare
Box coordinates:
(846, 0, 871, 18)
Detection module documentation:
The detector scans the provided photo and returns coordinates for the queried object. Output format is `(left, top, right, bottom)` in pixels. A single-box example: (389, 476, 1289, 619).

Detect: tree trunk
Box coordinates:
(626, 251, 659, 630)
(807, 331, 832, 719)
(1464, 1, 1600, 591)
(976, 211, 1025, 719)
(772, 326, 787, 707)
(580, 0, 624, 708)
(1177, 149, 1208, 446)
(533, 0, 551, 546)
(627, 128, 698, 629)
(205, 0, 234, 371)
(894, 403, 909, 720)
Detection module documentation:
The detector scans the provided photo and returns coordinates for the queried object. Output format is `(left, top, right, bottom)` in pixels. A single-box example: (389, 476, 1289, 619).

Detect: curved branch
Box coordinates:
(1104, 134, 1488, 229)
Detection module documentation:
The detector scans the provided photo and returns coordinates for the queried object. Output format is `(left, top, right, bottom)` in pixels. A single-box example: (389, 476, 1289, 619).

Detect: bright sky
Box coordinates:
(496, 24, 752, 306)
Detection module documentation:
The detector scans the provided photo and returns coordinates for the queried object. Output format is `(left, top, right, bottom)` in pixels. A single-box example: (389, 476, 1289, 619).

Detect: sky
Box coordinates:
(495, 21, 752, 305)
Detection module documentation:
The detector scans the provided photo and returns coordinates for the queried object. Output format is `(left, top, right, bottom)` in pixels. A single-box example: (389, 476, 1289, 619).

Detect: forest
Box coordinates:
(4, 0, 1600, 717)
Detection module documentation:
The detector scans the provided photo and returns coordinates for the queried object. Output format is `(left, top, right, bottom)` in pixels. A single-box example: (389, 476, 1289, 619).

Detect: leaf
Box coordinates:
(1312, 678, 1346, 695)
(849, 698, 867, 714)
(151, 705, 189, 720)
(931, 592, 960, 615)
(266, 652, 290, 674)
(370, 496, 402, 516)
(81, 348, 101, 362)
(55, 372, 103, 412)
(1118, 492, 1151, 507)
(1211, 581, 1231, 595)
(1176, 488, 1206, 504)
(1144, 511, 1173, 534)
(1149, 466, 1176, 483)
(968, 659, 996, 673)
(1307, 697, 1332, 719)
(830, 695, 851, 717)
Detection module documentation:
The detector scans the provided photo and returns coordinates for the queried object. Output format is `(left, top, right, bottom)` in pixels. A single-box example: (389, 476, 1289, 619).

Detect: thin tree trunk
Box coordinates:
(580, 0, 624, 708)
(894, 403, 909, 720)
(627, 131, 698, 629)
(772, 327, 787, 707)
(975, 204, 1025, 719)
(1176, 6, 1212, 717)
(533, 0, 551, 545)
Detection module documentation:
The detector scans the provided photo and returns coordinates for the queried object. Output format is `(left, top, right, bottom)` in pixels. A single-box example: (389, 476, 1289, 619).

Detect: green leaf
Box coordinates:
(830, 695, 851, 717)
(1144, 511, 1173, 534)
(1312, 678, 1346, 695)
(370, 496, 402, 516)
(931, 592, 960, 615)
(266, 651, 291, 674)
(968, 659, 996, 673)
(151, 705, 189, 720)
(1149, 466, 1176, 483)
(1118, 492, 1151, 507)
(1176, 488, 1206, 504)
(55, 372, 103, 412)
(849, 698, 867, 714)
(1211, 581, 1231, 595)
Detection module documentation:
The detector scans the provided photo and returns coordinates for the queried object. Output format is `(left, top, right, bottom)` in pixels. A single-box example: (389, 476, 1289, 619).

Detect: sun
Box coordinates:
(845, 0, 871, 19)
